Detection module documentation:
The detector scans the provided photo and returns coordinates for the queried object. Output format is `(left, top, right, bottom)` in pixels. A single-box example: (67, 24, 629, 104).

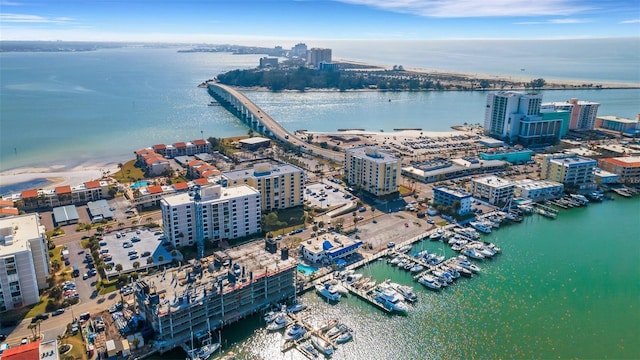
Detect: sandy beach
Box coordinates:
(0, 164, 119, 192)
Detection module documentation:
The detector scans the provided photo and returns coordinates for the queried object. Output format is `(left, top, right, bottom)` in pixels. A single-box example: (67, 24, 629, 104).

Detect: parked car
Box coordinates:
(31, 313, 49, 322)
(52, 309, 65, 316)
(141, 251, 151, 257)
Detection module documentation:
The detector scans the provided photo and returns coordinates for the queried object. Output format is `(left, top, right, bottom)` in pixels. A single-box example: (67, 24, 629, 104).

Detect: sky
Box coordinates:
(0, 0, 639, 44)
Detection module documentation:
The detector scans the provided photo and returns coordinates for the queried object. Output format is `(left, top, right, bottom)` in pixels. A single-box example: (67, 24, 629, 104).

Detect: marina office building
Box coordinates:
(223, 163, 304, 212)
(135, 254, 296, 353)
(484, 91, 569, 145)
(299, 233, 363, 265)
(345, 146, 401, 197)
(538, 154, 597, 189)
(513, 179, 565, 202)
(471, 176, 515, 207)
(161, 185, 261, 248)
(432, 185, 472, 215)
(0, 214, 50, 311)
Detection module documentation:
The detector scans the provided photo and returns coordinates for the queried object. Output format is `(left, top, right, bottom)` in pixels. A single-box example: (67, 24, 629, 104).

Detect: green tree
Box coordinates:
(146, 256, 154, 265)
(115, 264, 123, 272)
(132, 261, 140, 270)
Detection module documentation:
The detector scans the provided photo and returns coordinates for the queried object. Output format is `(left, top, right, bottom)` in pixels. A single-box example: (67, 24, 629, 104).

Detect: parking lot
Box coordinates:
(304, 182, 353, 210)
(100, 229, 178, 278)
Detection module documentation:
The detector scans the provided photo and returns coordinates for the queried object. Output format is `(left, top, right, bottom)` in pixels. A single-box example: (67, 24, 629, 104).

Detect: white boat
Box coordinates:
(454, 227, 480, 240)
(374, 286, 410, 313)
(336, 331, 353, 344)
(344, 273, 363, 285)
(456, 256, 482, 273)
(388, 256, 402, 264)
(311, 336, 334, 356)
(284, 323, 306, 341)
(327, 280, 349, 295)
(266, 312, 289, 331)
(397, 244, 412, 253)
(287, 299, 307, 313)
(409, 264, 424, 273)
(429, 230, 443, 240)
(188, 342, 220, 360)
(389, 282, 418, 302)
(431, 270, 452, 285)
(462, 247, 485, 260)
(315, 283, 341, 302)
(326, 323, 349, 337)
(335, 269, 354, 280)
(302, 342, 319, 358)
(264, 310, 278, 323)
(418, 274, 441, 290)
(469, 221, 492, 234)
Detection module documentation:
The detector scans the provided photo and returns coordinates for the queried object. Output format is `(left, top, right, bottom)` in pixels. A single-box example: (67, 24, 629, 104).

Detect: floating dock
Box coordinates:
(340, 281, 392, 313)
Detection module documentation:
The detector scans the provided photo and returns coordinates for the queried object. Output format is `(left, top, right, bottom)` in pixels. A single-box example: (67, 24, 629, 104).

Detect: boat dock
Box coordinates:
(533, 203, 558, 219)
(280, 313, 339, 359)
(341, 281, 392, 313)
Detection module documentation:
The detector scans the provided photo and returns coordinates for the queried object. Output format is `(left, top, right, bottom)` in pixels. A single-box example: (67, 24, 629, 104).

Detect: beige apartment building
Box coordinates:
(344, 146, 401, 197)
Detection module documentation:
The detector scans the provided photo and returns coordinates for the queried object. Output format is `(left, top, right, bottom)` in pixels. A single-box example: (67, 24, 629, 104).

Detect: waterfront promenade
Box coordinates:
(207, 82, 343, 163)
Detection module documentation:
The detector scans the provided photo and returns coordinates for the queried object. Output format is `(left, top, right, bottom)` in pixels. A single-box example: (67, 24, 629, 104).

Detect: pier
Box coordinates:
(341, 281, 392, 313)
(279, 312, 338, 359)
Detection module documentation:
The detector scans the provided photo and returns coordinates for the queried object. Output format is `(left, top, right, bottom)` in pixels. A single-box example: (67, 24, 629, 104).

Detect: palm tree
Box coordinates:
(146, 256, 154, 265)
(115, 264, 123, 272)
(158, 255, 164, 263)
(132, 261, 140, 270)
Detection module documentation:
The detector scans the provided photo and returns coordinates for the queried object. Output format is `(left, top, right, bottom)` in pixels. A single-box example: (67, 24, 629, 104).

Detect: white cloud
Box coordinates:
(0, 13, 74, 24)
(333, 0, 593, 17)
(515, 18, 589, 25)
(619, 19, 640, 24)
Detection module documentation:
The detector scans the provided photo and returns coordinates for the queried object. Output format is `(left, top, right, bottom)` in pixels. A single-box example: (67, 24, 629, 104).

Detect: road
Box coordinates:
(209, 83, 344, 163)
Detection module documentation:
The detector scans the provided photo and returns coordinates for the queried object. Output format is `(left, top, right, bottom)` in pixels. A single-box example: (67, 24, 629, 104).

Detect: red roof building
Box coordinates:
(21, 189, 39, 199)
(0, 340, 40, 360)
(85, 180, 101, 189)
(148, 185, 164, 194)
(173, 182, 189, 191)
(194, 178, 209, 186)
(55, 185, 72, 195)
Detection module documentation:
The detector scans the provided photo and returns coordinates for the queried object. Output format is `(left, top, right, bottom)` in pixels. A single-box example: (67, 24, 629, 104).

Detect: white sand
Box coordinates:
(0, 164, 119, 190)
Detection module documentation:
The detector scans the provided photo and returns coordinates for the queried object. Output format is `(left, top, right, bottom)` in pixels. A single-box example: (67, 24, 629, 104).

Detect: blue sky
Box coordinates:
(1, 0, 638, 44)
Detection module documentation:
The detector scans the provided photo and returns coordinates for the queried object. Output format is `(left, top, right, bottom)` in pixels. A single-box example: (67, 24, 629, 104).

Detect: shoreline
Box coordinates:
(0, 164, 119, 193)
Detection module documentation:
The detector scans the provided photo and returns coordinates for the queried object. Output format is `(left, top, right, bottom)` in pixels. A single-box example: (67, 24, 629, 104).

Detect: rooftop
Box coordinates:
(473, 175, 513, 188)
(601, 156, 640, 168)
(513, 179, 563, 190)
(0, 214, 44, 255)
(434, 185, 472, 198)
(346, 146, 399, 164)
(223, 162, 303, 181)
(301, 233, 363, 257)
(162, 185, 259, 207)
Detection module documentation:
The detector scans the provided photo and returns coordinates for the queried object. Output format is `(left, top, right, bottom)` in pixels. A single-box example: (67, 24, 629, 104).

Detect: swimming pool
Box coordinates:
(297, 263, 319, 276)
(130, 180, 151, 189)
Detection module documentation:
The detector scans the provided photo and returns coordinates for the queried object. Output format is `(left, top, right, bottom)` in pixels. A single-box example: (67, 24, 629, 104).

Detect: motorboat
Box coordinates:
(397, 244, 412, 253)
(431, 270, 452, 285)
(429, 230, 443, 240)
(456, 256, 482, 273)
(318, 319, 339, 332)
(462, 247, 485, 260)
(403, 262, 414, 271)
(388, 256, 402, 264)
(287, 299, 307, 313)
(454, 227, 480, 240)
(326, 323, 349, 337)
(374, 286, 410, 313)
(335, 269, 354, 280)
(188, 342, 220, 360)
(315, 283, 341, 302)
(418, 274, 441, 290)
(469, 221, 492, 234)
(302, 342, 319, 358)
(311, 336, 334, 356)
(389, 282, 418, 302)
(396, 259, 407, 268)
(344, 273, 363, 285)
(409, 264, 424, 273)
(452, 264, 473, 277)
(326, 280, 349, 295)
(264, 304, 286, 323)
(284, 323, 306, 341)
(336, 330, 353, 344)
(266, 312, 289, 331)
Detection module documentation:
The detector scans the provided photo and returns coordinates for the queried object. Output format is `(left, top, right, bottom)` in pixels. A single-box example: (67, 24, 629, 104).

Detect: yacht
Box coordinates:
(326, 280, 349, 295)
(287, 299, 307, 313)
(418, 274, 442, 290)
(397, 244, 412, 253)
(326, 323, 349, 337)
(456, 256, 482, 273)
(388, 256, 402, 265)
(429, 231, 442, 240)
(469, 221, 492, 234)
(266, 313, 289, 331)
(264, 304, 286, 323)
(409, 264, 424, 273)
(284, 323, 306, 341)
(302, 342, 319, 358)
(388, 281, 418, 302)
(315, 283, 342, 302)
(336, 330, 353, 344)
(462, 247, 485, 260)
(344, 273, 363, 285)
(311, 336, 334, 356)
(454, 227, 480, 240)
(188, 342, 220, 360)
(374, 286, 410, 313)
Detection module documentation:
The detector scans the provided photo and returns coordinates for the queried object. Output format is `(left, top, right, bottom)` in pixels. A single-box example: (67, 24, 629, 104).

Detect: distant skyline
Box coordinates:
(0, 0, 639, 45)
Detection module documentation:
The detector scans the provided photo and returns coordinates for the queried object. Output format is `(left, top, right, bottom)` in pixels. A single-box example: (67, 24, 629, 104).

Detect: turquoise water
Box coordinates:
(2, 43, 640, 171)
(130, 180, 151, 189)
(217, 197, 640, 359)
(297, 263, 319, 276)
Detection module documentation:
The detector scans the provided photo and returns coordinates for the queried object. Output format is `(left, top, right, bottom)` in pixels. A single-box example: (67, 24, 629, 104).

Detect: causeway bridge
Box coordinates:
(207, 82, 343, 163)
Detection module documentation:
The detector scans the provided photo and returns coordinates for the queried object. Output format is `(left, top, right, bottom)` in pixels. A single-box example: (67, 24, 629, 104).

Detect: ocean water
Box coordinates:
(216, 197, 640, 359)
(1, 40, 640, 172)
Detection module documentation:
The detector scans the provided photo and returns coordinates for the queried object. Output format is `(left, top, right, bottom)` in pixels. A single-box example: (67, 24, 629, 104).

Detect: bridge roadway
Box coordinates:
(207, 82, 343, 163)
